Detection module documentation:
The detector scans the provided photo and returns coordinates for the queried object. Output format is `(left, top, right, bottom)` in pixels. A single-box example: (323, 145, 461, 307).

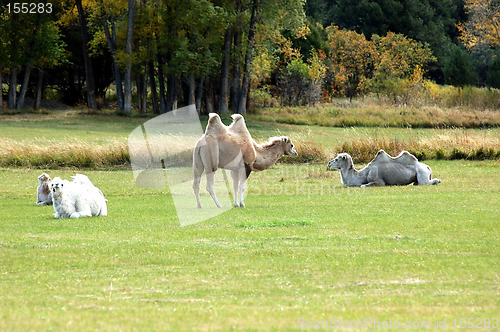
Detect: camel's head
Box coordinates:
(49, 177, 68, 195)
(281, 137, 298, 157)
(38, 173, 51, 185)
(327, 153, 353, 170)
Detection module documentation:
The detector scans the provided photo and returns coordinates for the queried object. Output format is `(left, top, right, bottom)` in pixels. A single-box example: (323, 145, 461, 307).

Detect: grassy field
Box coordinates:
(0, 108, 499, 330)
(250, 100, 500, 128)
(1, 161, 499, 330)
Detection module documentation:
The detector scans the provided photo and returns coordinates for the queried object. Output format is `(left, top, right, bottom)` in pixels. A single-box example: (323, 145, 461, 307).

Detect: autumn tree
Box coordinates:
(370, 32, 436, 94)
(325, 26, 377, 100)
(458, 0, 500, 50)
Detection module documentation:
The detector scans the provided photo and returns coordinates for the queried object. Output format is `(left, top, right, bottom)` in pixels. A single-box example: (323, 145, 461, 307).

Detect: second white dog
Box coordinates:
(49, 174, 107, 219)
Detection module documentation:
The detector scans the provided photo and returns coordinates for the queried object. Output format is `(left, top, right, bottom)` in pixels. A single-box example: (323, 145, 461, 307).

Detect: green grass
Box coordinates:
(1, 161, 499, 330)
(0, 108, 499, 329)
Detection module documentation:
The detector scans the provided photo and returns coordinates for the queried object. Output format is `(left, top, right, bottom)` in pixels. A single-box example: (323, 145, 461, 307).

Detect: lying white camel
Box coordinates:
(327, 150, 441, 187)
(193, 113, 297, 208)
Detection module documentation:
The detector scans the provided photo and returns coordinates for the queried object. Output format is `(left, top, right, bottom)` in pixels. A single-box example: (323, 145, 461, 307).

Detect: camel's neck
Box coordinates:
(339, 163, 368, 186)
(252, 141, 284, 171)
(51, 191, 62, 200)
(41, 185, 50, 195)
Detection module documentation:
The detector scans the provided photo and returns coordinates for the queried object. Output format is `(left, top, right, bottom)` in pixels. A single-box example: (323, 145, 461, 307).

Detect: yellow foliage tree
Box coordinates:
(458, 0, 500, 49)
(325, 26, 378, 98)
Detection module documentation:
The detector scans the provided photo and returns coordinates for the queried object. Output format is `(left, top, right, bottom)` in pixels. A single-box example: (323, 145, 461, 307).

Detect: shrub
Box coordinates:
(250, 86, 280, 108)
(276, 58, 323, 107)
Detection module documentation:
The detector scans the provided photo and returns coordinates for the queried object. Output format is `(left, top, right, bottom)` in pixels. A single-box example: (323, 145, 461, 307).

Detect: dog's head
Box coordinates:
(49, 177, 67, 195)
(38, 173, 51, 185)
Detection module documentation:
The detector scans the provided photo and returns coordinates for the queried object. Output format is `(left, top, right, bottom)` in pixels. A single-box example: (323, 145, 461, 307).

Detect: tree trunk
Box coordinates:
(237, 0, 259, 114)
(148, 60, 159, 114)
(8, 68, 18, 109)
(157, 54, 167, 113)
(136, 73, 144, 113)
(0, 65, 3, 109)
(139, 67, 148, 113)
(195, 77, 204, 114)
(166, 73, 177, 112)
(76, 0, 98, 110)
(219, 28, 232, 114)
(35, 69, 44, 110)
(205, 78, 215, 114)
(187, 72, 196, 106)
(17, 64, 33, 110)
(123, 0, 136, 114)
(102, 11, 124, 110)
(231, 28, 242, 112)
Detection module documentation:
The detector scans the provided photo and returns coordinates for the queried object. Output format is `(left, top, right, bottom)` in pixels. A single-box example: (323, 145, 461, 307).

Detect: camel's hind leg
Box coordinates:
(230, 169, 240, 207)
(237, 166, 248, 207)
(197, 141, 222, 208)
(193, 165, 204, 209)
(205, 172, 222, 208)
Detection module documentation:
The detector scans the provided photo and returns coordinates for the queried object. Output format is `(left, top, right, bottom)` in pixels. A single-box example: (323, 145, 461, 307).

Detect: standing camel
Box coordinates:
(193, 113, 297, 208)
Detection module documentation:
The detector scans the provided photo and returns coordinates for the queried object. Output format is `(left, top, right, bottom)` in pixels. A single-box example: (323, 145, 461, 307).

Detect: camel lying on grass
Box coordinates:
(193, 113, 297, 208)
(327, 150, 441, 187)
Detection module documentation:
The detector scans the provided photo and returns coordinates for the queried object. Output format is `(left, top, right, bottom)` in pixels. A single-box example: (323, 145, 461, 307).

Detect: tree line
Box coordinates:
(0, 0, 498, 114)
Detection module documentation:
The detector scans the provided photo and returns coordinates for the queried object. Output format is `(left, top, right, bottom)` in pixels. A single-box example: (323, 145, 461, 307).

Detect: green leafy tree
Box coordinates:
(0, 3, 66, 109)
(487, 55, 500, 88)
(444, 45, 477, 87)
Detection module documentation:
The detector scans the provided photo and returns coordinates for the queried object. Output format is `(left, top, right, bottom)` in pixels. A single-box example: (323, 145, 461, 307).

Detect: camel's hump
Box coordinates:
(231, 114, 244, 121)
(394, 150, 418, 164)
(228, 114, 250, 135)
(371, 149, 418, 165)
(205, 113, 226, 136)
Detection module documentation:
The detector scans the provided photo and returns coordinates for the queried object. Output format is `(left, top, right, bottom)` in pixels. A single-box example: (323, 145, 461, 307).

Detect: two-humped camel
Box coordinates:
(327, 150, 441, 187)
(193, 113, 297, 208)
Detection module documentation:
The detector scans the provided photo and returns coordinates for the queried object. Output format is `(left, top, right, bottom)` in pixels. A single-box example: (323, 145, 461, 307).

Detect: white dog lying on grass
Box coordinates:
(49, 174, 107, 218)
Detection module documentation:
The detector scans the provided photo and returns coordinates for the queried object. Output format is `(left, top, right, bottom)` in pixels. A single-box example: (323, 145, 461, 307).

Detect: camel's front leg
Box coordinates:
(361, 181, 383, 187)
(75, 199, 92, 217)
(363, 167, 385, 187)
(205, 172, 222, 208)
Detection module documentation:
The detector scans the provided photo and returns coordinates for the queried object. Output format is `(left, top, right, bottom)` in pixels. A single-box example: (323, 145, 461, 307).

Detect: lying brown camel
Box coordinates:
(193, 113, 297, 208)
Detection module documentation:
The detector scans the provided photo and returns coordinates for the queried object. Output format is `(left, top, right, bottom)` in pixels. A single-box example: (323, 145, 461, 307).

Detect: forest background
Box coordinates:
(0, 0, 499, 115)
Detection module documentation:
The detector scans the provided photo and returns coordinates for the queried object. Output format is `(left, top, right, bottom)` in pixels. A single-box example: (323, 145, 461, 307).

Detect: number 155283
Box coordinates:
(6, 3, 53, 14)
